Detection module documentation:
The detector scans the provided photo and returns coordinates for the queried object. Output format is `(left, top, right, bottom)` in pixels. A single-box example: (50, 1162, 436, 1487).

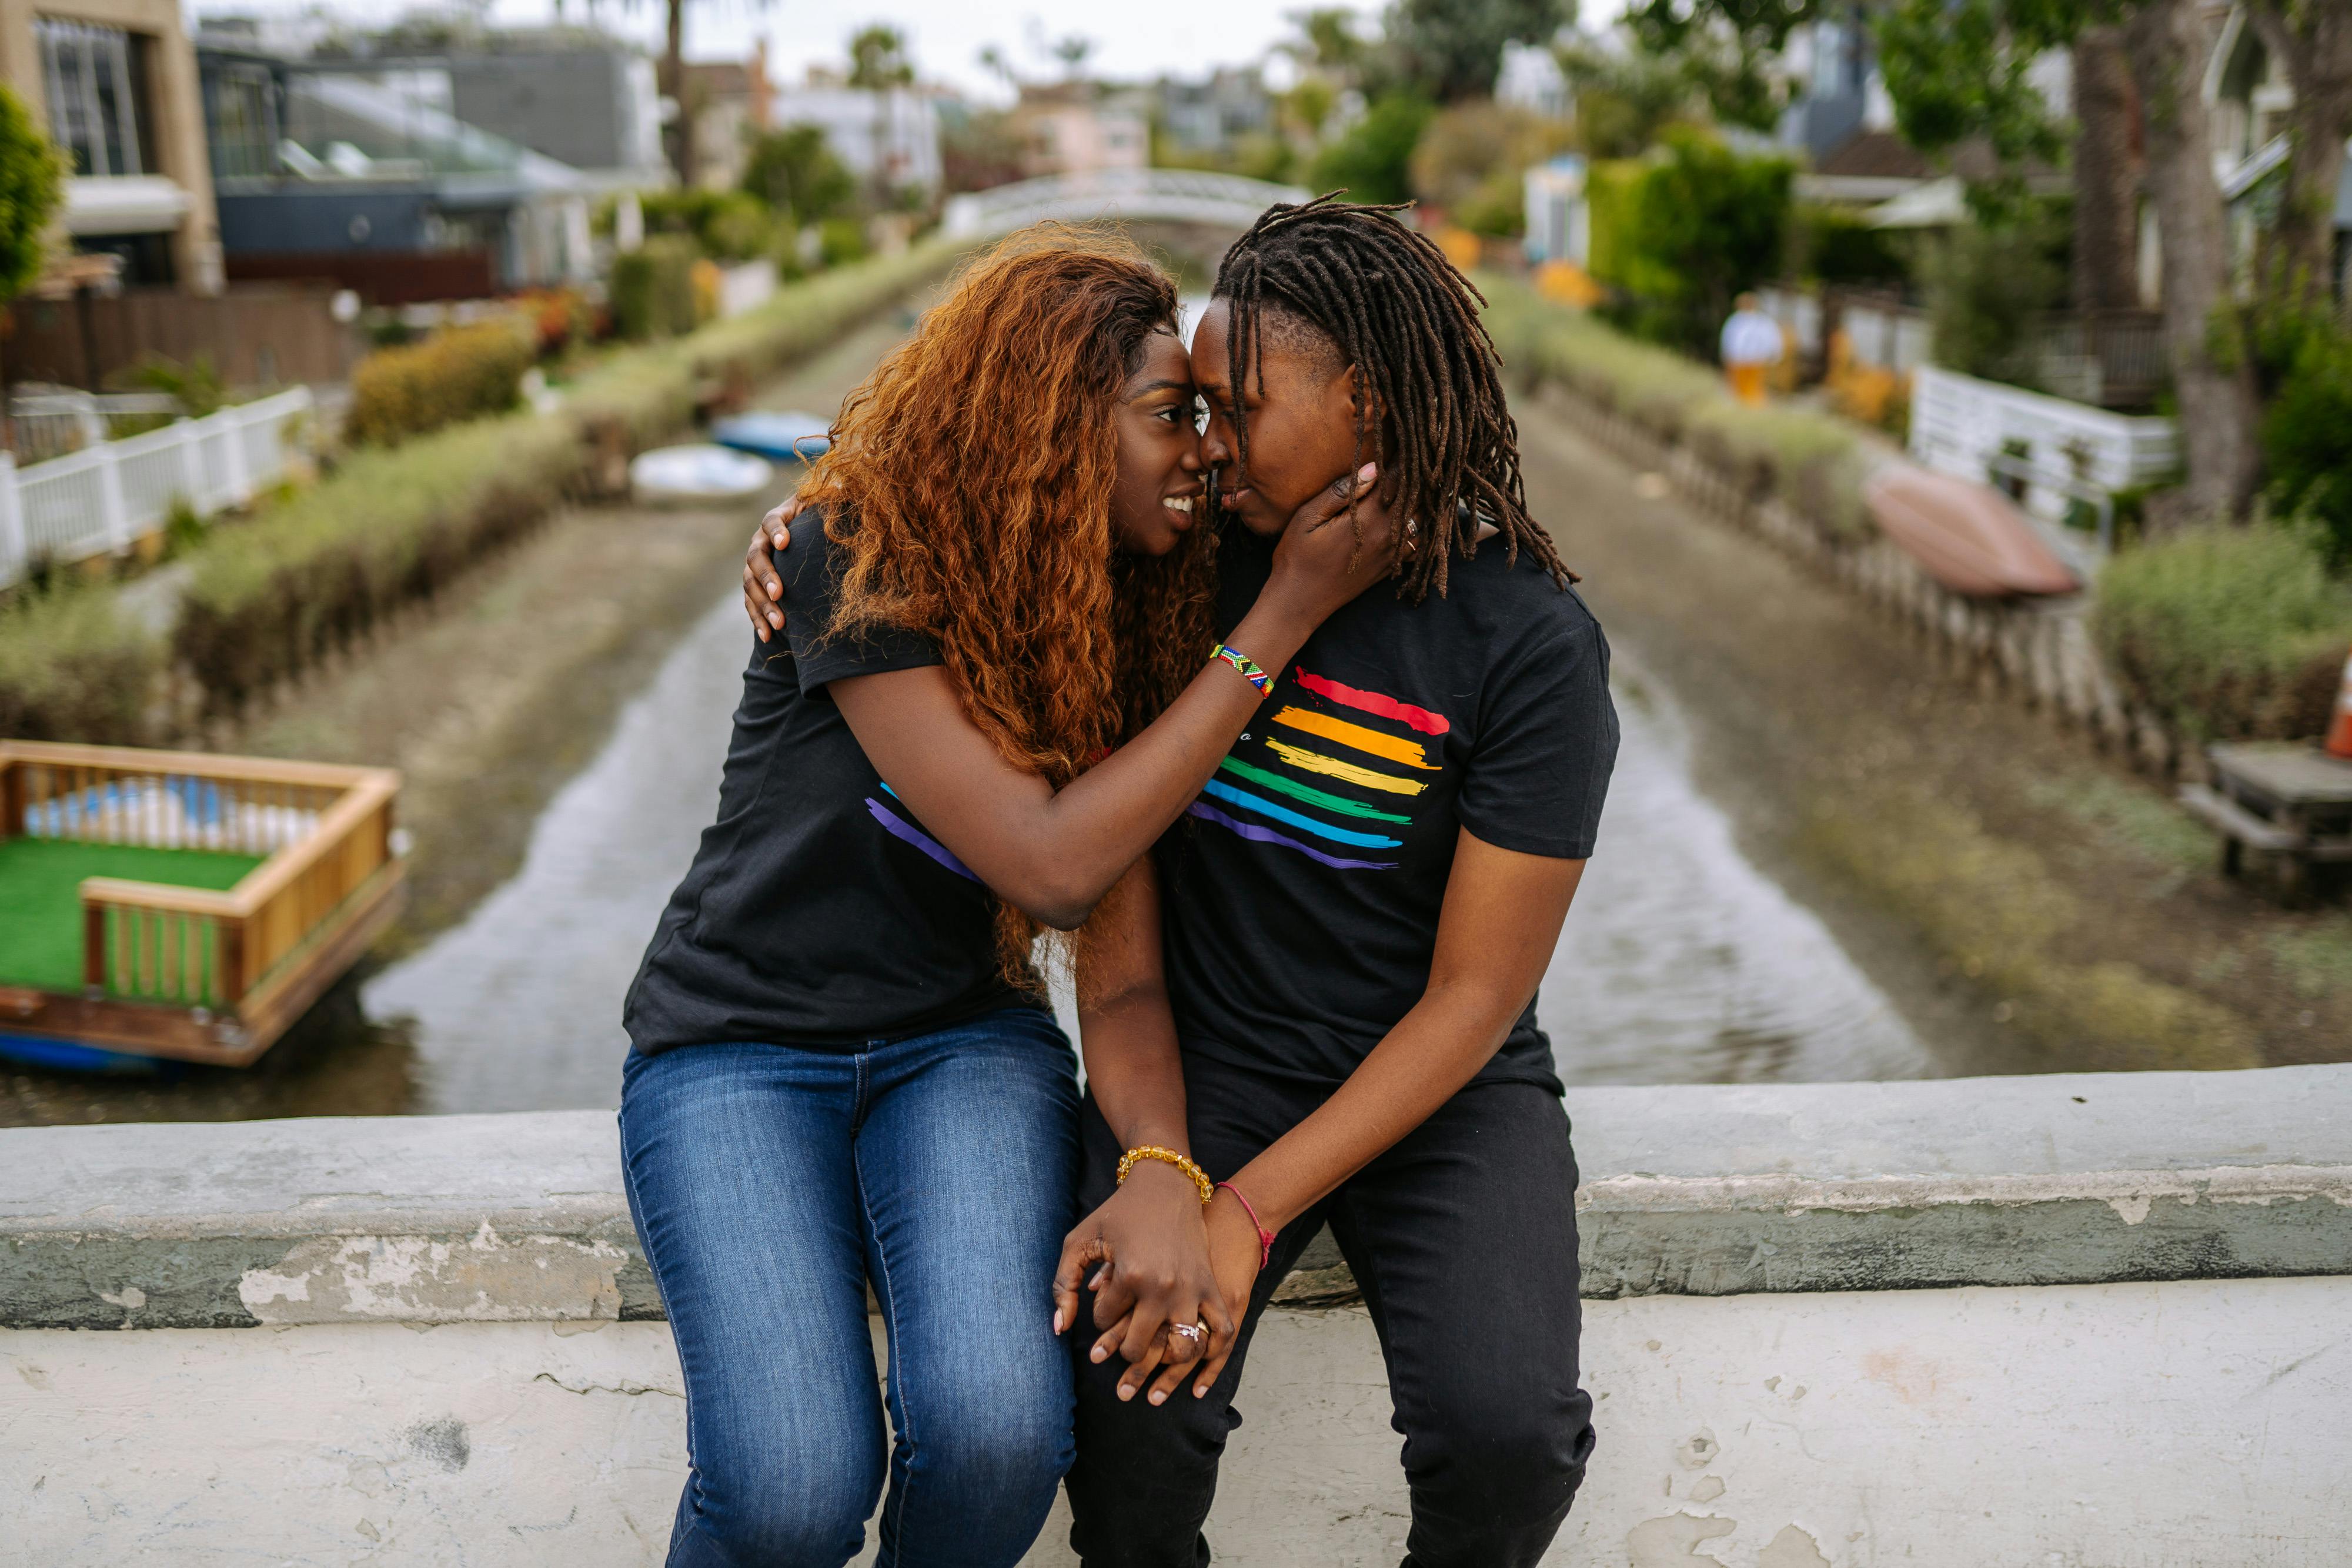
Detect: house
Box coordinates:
(769, 67, 943, 198)
(681, 44, 773, 192)
(0, 0, 222, 290)
(1155, 66, 1272, 157)
(196, 34, 594, 304)
(2203, 2, 2351, 298)
(1008, 82, 1146, 180)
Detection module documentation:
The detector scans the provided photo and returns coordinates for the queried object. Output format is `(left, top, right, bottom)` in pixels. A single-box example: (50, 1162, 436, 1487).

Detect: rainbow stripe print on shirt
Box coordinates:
(866, 782, 978, 881)
(1184, 664, 1450, 871)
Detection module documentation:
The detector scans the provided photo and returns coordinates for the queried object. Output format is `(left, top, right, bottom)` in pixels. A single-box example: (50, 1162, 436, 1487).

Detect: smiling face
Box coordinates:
(1191, 298, 1369, 538)
(1107, 327, 1208, 557)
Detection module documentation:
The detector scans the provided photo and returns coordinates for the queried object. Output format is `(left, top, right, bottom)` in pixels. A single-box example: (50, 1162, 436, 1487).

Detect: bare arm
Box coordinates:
(1050, 858, 1241, 1401)
(792, 468, 1394, 929)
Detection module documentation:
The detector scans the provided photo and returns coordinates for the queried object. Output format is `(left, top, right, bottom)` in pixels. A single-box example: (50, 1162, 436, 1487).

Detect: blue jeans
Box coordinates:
(619, 1008, 1080, 1568)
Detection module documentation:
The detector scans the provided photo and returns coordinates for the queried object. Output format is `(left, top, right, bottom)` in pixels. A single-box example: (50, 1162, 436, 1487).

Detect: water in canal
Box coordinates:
(364, 591, 1933, 1115)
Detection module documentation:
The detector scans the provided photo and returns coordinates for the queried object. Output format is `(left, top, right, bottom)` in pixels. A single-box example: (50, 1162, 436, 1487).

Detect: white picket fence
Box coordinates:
(0, 386, 313, 589)
(1910, 363, 2177, 526)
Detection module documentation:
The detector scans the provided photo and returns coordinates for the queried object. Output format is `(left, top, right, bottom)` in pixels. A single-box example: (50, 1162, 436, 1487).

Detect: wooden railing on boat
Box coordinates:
(0, 741, 404, 1065)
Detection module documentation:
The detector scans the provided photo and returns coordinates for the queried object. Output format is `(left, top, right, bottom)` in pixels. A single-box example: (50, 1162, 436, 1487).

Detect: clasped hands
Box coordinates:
(1051, 1162, 1266, 1406)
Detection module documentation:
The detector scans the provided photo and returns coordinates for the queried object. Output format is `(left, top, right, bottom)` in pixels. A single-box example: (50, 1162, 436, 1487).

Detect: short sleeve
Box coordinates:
(1455, 607, 1619, 860)
(779, 508, 940, 696)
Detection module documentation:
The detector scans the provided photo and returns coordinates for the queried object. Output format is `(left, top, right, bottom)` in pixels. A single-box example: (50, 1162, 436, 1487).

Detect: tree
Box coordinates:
(741, 125, 854, 227)
(0, 86, 62, 309)
(848, 25, 916, 90)
(1876, 0, 2261, 520)
(2071, 25, 2142, 311)
(1284, 8, 1372, 80)
(2244, 0, 2352, 307)
(2120, 0, 2260, 519)
(1387, 0, 1573, 102)
(1626, 0, 1821, 132)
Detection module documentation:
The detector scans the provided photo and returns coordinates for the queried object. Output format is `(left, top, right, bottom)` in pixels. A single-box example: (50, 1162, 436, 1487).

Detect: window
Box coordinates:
(38, 18, 152, 178)
(205, 60, 280, 180)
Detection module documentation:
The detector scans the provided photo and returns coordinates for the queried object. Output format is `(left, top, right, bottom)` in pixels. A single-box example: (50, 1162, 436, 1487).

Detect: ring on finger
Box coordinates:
(1168, 1320, 1207, 1352)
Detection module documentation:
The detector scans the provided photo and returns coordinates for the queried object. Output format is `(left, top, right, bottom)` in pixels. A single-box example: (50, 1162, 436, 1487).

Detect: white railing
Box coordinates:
(0, 386, 312, 588)
(943, 169, 1312, 239)
(1910, 363, 2177, 529)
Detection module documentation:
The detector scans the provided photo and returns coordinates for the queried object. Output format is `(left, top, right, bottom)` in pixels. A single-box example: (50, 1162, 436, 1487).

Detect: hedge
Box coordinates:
(568, 236, 964, 452)
(0, 240, 974, 736)
(345, 317, 537, 445)
(611, 234, 703, 342)
(0, 586, 161, 744)
(2092, 526, 2352, 742)
(1483, 272, 1875, 540)
(176, 413, 582, 712)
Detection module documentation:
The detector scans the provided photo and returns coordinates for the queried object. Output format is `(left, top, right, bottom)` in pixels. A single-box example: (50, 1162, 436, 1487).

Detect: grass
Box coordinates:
(0, 838, 263, 991)
(1803, 788, 2262, 1071)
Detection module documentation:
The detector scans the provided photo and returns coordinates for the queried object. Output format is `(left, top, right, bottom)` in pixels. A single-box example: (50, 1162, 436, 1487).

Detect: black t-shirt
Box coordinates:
(623, 511, 1040, 1054)
(1156, 523, 1618, 1091)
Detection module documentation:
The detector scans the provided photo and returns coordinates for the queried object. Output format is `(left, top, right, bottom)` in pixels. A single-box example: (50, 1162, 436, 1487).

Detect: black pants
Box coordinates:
(1063, 1055, 1594, 1568)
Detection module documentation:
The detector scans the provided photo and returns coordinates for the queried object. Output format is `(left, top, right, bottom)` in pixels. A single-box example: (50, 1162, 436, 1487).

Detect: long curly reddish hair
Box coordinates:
(800, 227, 1218, 978)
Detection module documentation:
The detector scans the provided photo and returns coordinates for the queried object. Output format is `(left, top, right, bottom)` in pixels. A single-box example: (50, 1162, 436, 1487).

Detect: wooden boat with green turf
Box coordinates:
(0, 741, 405, 1072)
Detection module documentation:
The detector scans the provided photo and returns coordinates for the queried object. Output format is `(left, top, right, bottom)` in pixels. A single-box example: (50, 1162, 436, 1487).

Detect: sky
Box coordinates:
(198, 0, 1633, 103)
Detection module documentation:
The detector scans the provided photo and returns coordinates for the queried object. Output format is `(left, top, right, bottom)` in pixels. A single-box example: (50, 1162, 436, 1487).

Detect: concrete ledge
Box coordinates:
(5, 1065, 2347, 1331)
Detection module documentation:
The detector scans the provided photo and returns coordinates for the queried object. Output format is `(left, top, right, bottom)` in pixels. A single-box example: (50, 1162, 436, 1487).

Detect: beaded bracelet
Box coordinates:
(1116, 1145, 1215, 1206)
(1210, 643, 1271, 696)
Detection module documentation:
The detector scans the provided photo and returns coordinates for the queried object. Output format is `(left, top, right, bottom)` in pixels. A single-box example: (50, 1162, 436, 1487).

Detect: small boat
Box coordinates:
(0, 742, 406, 1072)
(711, 410, 833, 463)
(1863, 462, 2080, 599)
(629, 443, 774, 507)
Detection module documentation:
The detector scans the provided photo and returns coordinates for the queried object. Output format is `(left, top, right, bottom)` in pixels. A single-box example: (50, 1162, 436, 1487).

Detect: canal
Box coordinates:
(362, 590, 1936, 1114)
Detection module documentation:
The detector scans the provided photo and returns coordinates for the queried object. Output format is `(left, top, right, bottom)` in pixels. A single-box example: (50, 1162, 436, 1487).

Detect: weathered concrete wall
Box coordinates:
(6, 1278, 2346, 1566)
(4, 1065, 2349, 1564)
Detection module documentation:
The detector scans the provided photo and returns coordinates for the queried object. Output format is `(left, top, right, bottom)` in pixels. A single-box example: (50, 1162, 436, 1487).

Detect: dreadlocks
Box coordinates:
(1213, 192, 1576, 601)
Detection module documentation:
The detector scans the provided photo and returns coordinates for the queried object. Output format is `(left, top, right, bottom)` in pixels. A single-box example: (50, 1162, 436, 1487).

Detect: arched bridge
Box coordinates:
(942, 170, 1312, 239)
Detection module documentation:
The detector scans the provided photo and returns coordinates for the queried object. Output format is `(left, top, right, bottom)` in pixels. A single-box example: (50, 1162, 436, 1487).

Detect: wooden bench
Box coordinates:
(2180, 743, 2352, 905)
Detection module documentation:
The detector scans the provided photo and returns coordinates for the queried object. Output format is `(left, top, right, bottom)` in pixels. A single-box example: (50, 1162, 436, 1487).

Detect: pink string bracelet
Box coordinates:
(1217, 1180, 1275, 1270)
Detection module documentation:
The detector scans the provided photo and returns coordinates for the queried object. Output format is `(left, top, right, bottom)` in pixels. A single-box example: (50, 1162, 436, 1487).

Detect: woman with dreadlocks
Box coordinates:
(620, 228, 1395, 1568)
(1050, 195, 1622, 1567)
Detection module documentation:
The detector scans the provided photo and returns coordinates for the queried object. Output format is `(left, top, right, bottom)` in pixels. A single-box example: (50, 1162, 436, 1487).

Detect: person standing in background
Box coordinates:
(1720, 292, 1784, 407)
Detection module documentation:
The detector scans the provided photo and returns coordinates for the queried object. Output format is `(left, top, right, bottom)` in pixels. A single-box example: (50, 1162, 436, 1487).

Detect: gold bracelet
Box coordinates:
(1116, 1145, 1214, 1206)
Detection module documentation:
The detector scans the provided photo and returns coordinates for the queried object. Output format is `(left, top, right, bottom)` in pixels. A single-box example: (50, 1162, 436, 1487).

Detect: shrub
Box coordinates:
(2260, 325, 2352, 572)
(2093, 526, 2352, 741)
(176, 413, 581, 713)
(1921, 203, 2068, 386)
(1592, 130, 1793, 357)
(1308, 91, 1434, 206)
(641, 188, 779, 262)
(612, 235, 703, 342)
(817, 216, 867, 268)
(0, 586, 159, 743)
(346, 318, 536, 444)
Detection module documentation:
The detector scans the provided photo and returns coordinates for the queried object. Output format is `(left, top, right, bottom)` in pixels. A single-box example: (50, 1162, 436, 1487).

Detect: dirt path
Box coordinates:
(1516, 390, 2351, 1073)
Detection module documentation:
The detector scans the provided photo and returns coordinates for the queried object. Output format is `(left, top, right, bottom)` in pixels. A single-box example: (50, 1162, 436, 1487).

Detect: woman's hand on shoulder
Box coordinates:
(741, 492, 806, 642)
(1053, 1162, 1236, 1406)
(1264, 461, 1402, 625)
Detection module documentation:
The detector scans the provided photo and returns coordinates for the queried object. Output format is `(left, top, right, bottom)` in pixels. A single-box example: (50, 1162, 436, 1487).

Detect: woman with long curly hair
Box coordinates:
(618, 228, 1392, 1568)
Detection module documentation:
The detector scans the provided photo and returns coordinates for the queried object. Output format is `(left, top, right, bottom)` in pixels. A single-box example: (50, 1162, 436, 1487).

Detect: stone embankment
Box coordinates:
(1546, 386, 2204, 778)
(5, 1065, 2347, 1564)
